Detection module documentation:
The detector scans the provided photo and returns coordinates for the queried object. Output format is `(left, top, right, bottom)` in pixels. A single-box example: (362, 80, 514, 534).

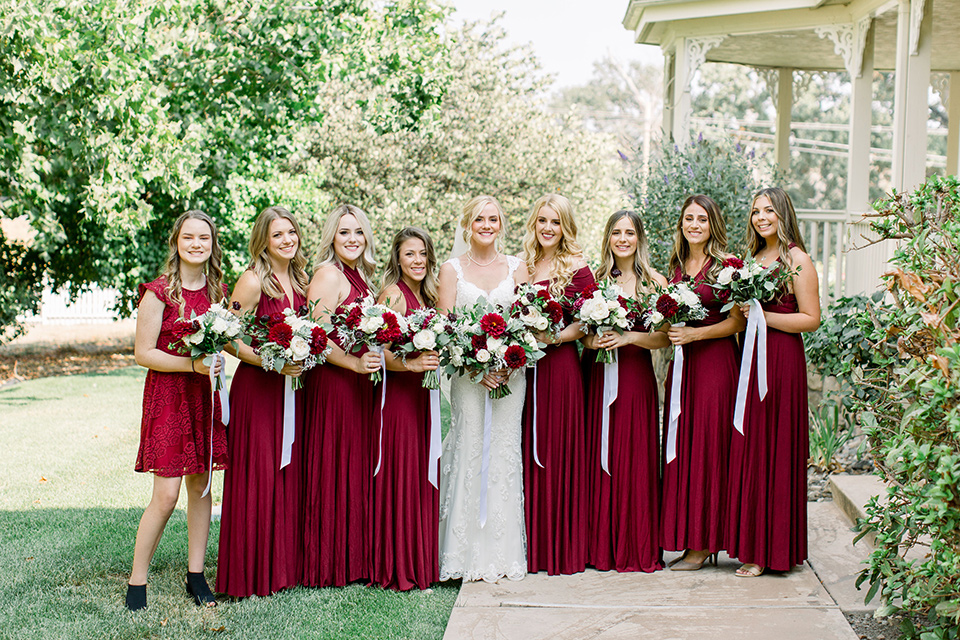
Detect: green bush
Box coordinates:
(851, 175, 960, 638)
(622, 134, 774, 272)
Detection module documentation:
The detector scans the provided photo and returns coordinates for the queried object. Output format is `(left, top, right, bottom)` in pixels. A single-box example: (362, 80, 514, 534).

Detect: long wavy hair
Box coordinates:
(315, 204, 377, 282)
(248, 206, 309, 299)
(381, 226, 439, 307)
(459, 195, 508, 252)
(161, 210, 225, 315)
(746, 187, 807, 266)
(595, 210, 659, 297)
(521, 194, 584, 298)
(667, 194, 728, 284)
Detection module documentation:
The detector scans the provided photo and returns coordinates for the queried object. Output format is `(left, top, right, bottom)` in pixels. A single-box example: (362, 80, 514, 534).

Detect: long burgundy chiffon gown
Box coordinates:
(522, 266, 593, 575)
(217, 282, 305, 597)
(659, 262, 738, 554)
(302, 265, 375, 587)
(371, 281, 440, 590)
(583, 316, 664, 572)
(726, 281, 809, 571)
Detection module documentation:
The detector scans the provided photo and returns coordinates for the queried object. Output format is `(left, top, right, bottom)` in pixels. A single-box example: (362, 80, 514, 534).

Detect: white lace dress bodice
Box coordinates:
(438, 256, 527, 582)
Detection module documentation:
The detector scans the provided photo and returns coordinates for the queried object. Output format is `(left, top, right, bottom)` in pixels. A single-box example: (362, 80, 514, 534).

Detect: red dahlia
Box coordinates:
(723, 256, 745, 269)
(545, 300, 564, 324)
(471, 334, 487, 351)
(344, 306, 363, 329)
(504, 344, 527, 368)
(656, 294, 680, 318)
(310, 326, 328, 354)
(480, 313, 507, 337)
(268, 322, 294, 348)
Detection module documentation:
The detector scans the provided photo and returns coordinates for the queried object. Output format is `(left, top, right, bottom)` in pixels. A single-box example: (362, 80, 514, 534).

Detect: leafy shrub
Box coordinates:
(621, 134, 773, 272)
(808, 400, 855, 472)
(851, 175, 960, 638)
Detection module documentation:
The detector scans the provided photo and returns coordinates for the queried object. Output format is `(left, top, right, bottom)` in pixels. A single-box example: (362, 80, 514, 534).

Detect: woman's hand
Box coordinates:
(406, 351, 440, 373)
(354, 351, 383, 375)
(480, 368, 508, 391)
(279, 361, 304, 377)
(667, 325, 702, 346)
(597, 330, 632, 351)
(740, 303, 751, 320)
(581, 333, 601, 350)
(192, 354, 223, 377)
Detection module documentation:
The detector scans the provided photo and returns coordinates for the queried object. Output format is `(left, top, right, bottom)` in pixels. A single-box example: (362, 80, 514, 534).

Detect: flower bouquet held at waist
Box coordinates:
(641, 281, 708, 331)
(570, 280, 641, 363)
(329, 294, 408, 383)
(392, 307, 450, 389)
(711, 256, 799, 311)
(509, 283, 565, 342)
(169, 300, 243, 390)
(242, 304, 331, 390)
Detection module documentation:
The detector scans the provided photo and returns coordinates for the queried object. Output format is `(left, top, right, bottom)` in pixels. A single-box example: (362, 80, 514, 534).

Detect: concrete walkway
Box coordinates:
(443, 475, 884, 640)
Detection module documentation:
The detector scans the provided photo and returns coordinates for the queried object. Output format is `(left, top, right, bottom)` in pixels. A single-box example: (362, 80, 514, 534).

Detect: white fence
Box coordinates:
(27, 285, 122, 325)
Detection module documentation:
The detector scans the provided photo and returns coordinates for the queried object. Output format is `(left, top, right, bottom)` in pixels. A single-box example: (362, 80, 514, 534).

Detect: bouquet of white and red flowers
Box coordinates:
(169, 301, 243, 389)
(712, 256, 798, 311)
(392, 307, 450, 389)
(570, 281, 640, 363)
(329, 294, 408, 383)
(243, 306, 332, 389)
(442, 300, 545, 399)
(641, 281, 708, 331)
(508, 283, 566, 340)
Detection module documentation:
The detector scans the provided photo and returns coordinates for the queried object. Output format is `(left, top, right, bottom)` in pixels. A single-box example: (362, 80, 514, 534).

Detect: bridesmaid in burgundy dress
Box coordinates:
(126, 210, 228, 610)
(302, 204, 382, 587)
(582, 210, 669, 573)
(217, 206, 309, 597)
(726, 188, 820, 577)
(372, 227, 442, 590)
(660, 195, 745, 571)
(520, 194, 593, 575)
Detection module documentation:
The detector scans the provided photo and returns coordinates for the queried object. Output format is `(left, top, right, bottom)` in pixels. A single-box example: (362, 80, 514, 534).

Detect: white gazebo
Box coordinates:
(623, 0, 958, 300)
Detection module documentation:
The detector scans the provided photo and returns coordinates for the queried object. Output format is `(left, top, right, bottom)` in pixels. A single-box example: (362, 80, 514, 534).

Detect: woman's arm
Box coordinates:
(756, 249, 821, 334)
(667, 305, 747, 345)
(227, 271, 303, 376)
(308, 266, 380, 375)
(134, 290, 214, 374)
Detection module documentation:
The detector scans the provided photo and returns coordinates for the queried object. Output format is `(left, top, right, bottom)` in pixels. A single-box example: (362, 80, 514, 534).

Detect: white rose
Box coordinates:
(535, 316, 549, 331)
(650, 311, 664, 326)
(212, 316, 229, 334)
(359, 316, 384, 333)
(290, 335, 310, 361)
(587, 301, 610, 322)
(525, 332, 539, 349)
(451, 352, 463, 367)
(452, 345, 464, 358)
(476, 349, 491, 363)
(413, 329, 436, 351)
(487, 337, 504, 352)
(496, 343, 509, 356)
(717, 266, 734, 286)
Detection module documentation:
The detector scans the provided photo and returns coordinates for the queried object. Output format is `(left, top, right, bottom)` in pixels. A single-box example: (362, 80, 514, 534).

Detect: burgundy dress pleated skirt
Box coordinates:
(660, 266, 737, 553)
(217, 286, 304, 597)
(301, 265, 374, 587)
(583, 343, 663, 572)
(521, 267, 593, 576)
(371, 281, 439, 590)
(726, 294, 809, 571)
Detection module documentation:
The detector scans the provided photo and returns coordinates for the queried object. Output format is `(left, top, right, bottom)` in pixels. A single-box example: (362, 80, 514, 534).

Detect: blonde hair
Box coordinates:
(248, 206, 309, 299)
(746, 187, 807, 267)
(460, 195, 508, 251)
(316, 204, 377, 282)
(521, 194, 584, 298)
(161, 210, 225, 315)
(667, 194, 728, 284)
(381, 226, 439, 307)
(595, 210, 659, 297)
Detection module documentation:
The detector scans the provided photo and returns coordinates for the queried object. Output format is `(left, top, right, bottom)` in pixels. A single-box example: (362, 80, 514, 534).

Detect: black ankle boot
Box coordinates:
(185, 571, 217, 607)
(125, 583, 147, 611)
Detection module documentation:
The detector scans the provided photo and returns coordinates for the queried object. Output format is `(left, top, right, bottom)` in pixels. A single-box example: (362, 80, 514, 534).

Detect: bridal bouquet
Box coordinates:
(508, 283, 566, 341)
(329, 294, 408, 383)
(392, 307, 450, 389)
(243, 306, 332, 389)
(169, 301, 243, 388)
(570, 281, 640, 363)
(712, 256, 798, 312)
(442, 300, 545, 399)
(641, 281, 708, 330)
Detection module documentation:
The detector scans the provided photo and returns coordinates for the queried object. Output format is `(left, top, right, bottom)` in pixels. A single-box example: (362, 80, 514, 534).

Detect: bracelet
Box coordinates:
(191, 360, 196, 373)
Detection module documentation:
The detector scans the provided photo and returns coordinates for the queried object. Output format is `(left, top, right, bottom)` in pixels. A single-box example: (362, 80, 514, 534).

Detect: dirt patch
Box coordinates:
(0, 348, 137, 384)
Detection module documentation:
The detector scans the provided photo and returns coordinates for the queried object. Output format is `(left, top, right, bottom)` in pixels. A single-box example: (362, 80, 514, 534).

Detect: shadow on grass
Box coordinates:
(0, 508, 458, 640)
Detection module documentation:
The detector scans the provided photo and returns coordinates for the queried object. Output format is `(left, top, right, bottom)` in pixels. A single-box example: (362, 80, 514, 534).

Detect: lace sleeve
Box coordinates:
(138, 276, 169, 306)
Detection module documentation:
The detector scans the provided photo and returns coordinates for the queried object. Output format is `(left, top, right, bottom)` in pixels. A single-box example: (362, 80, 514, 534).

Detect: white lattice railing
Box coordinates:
(796, 209, 848, 307)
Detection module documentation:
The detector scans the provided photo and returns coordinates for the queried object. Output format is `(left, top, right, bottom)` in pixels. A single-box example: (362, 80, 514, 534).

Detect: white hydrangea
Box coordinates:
(487, 337, 504, 352)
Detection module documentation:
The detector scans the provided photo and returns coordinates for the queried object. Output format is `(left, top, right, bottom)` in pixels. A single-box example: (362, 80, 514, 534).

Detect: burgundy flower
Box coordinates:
(268, 322, 293, 348)
(171, 320, 197, 341)
(232, 300, 241, 311)
(298, 304, 309, 317)
(376, 313, 403, 343)
(310, 326, 328, 354)
(656, 294, 680, 318)
(471, 334, 487, 351)
(270, 312, 286, 325)
(480, 312, 507, 338)
(258, 314, 271, 325)
(504, 344, 527, 369)
(536, 290, 550, 301)
(545, 300, 564, 324)
(724, 256, 745, 269)
(344, 306, 363, 329)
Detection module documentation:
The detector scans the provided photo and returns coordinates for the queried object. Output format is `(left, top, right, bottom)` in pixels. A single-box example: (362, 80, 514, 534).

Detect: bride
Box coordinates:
(437, 195, 529, 582)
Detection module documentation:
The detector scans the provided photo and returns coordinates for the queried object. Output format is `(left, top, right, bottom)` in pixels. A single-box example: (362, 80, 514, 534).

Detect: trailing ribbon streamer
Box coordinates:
(428, 388, 442, 489)
(665, 337, 685, 464)
(478, 393, 493, 528)
(218, 366, 230, 426)
(733, 298, 768, 434)
(600, 350, 619, 475)
(531, 363, 543, 468)
(279, 375, 296, 469)
(201, 353, 222, 498)
(373, 347, 387, 476)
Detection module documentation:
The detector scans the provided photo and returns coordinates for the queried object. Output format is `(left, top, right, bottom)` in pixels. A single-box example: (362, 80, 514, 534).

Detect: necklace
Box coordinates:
(467, 251, 500, 267)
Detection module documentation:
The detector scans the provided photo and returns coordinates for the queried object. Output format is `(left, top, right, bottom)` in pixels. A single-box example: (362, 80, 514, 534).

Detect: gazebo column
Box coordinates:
(775, 68, 793, 172)
(664, 36, 724, 146)
(891, 0, 933, 191)
(948, 72, 960, 176)
(662, 52, 676, 141)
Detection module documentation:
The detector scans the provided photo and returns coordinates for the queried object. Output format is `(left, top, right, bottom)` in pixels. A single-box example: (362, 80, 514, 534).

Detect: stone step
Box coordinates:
(807, 501, 875, 613)
(828, 474, 885, 547)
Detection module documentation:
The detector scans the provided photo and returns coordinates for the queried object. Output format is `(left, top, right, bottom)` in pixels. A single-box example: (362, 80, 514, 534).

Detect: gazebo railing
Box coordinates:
(796, 209, 848, 307)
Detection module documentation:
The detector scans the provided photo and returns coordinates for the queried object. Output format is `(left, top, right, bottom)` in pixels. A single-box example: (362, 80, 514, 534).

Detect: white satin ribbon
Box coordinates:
(201, 352, 224, 499)
(279, 375, 296, 469)
(733, 298, 768, 434)
(665, 340, 685, 465)
(428, 388, 442, 489)
(373, 347, 387, 476)
(478, 393, 493, 528)
(600, 350, 619, 475)
(531, 363, 543, 468)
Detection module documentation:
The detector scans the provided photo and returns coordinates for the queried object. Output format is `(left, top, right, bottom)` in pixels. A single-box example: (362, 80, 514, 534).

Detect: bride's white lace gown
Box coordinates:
(438, 256, 527, 582)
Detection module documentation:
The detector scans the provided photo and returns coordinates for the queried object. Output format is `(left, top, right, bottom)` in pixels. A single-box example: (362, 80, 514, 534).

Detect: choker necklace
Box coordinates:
(467, 251, 500, 267)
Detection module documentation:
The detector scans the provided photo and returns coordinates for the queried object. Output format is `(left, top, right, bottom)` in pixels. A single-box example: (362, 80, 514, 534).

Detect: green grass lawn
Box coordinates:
(0, 367, 458, 639)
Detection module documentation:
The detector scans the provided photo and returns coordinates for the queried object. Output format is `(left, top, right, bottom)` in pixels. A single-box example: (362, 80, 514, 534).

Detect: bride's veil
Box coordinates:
(449, 225, 469, 261)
